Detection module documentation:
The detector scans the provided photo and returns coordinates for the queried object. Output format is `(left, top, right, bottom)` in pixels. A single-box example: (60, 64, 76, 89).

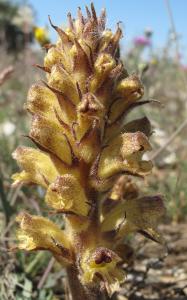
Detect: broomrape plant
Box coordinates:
(12, 4, 166, 299)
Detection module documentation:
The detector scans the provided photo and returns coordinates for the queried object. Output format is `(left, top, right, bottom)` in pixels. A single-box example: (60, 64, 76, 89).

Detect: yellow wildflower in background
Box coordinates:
(34, 26, 50, 46)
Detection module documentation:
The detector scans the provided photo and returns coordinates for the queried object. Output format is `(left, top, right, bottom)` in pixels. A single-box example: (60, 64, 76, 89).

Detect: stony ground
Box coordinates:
(117, 223, 187, 300)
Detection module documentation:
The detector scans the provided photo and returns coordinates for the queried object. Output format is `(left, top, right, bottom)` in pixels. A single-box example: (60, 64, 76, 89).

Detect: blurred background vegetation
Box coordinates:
(0, 0, 187, 299)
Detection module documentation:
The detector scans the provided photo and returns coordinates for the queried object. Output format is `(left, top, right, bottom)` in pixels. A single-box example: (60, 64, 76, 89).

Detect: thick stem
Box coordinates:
(66, 266, 109, 300)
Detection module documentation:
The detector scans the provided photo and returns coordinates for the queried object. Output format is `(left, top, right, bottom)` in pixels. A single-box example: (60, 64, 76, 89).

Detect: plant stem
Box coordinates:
(0, 172, 13, 224)
(66, 266, 109, 300)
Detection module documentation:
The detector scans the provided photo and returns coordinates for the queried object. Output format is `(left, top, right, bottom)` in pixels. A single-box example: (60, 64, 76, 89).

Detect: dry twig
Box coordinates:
(151, 118, 187, 160)
(37, 257, 55, 289)
(0, 66, 14, 86)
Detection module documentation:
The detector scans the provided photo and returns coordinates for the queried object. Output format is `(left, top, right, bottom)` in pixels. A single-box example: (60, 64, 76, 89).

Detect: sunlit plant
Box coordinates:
(12, 4, 165, 299)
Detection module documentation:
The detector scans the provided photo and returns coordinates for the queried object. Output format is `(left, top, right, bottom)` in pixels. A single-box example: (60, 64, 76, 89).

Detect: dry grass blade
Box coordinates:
(37, 257, 55, 289)
(151, 118, 187, 160)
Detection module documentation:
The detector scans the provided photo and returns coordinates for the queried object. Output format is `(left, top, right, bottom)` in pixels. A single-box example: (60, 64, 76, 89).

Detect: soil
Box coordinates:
(117, 223, 187, 300)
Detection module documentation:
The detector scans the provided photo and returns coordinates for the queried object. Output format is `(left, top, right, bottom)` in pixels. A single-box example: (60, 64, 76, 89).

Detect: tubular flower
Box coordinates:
(12, 4, 165, 299)
(16, 212, 72, 263)
(81, 247, 125, 296)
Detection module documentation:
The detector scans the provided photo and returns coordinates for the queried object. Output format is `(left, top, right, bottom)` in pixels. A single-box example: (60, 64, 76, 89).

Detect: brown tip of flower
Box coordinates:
(48, 15, 70, 44)
(85, 6, 91, 19)
(91, 3, 97, 22)
(42, 43, 55, 50)
(77, 7, 84, 26)
(98, 8, 106, 31)
(33, 64, 51, 73)
(67, 12, 74, 30)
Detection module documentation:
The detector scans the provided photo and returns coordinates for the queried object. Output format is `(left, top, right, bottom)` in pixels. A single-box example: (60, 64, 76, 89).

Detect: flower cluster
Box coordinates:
(12, 4, 165, 298)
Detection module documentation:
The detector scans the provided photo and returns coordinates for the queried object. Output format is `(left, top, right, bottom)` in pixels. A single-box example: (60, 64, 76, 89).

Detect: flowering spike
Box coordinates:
(12, 4, 165, 299)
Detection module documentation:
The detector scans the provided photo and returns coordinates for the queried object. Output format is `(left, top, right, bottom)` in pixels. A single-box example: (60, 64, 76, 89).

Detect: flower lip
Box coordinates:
(91, 247, 120, 266)
(94, 248, 113, 264)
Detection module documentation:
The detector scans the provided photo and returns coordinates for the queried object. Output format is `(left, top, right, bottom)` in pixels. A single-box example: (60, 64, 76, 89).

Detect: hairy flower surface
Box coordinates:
(12, 4, 165, 299)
